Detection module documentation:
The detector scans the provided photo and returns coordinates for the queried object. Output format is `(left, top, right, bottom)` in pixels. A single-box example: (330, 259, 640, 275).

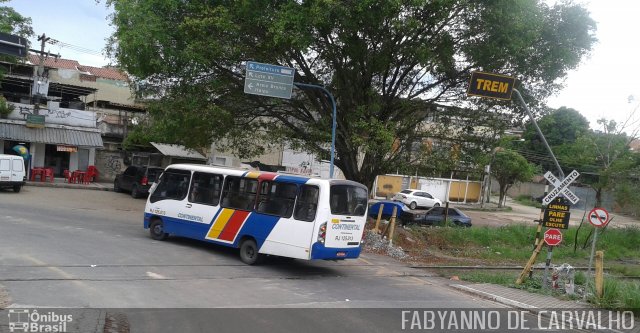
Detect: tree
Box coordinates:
(108, 0, 596, 188)
(555, 118, 639, 207)
(0, 1, 33, 77)
(491, 150, 536, 207)
(0, 0, 33, 37)
(523, 106, 589, 159)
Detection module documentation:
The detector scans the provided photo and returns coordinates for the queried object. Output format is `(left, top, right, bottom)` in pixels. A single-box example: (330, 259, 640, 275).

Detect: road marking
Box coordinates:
(357, 257, 374, 265)
(146, 271, 166, 279)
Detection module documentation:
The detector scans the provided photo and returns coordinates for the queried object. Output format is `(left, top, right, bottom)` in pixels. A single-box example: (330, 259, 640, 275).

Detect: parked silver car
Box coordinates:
(392, 189, 442, 209)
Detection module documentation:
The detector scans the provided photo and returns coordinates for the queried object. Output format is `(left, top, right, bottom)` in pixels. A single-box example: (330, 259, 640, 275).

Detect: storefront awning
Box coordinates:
(150, 142, 206, 160)
(0, 122, 103, 148)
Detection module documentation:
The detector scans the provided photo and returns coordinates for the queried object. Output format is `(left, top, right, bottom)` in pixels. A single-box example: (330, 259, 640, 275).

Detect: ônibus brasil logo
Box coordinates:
(8, 309, 72, 332)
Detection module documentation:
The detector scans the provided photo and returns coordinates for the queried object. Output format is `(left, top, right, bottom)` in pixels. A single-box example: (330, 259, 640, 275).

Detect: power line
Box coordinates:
(46, 38, 103, 57)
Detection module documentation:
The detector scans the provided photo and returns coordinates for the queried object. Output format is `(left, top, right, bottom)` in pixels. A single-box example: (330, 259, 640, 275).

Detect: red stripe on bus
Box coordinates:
(218, 210, 250, 241)
(258, 172, 278, 181)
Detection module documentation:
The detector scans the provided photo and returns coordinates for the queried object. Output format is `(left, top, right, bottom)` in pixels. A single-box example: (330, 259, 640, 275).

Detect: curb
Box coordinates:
(25, 182, 113, 192)
(449, 284, 629, 333)
(450, 284, 536, 309)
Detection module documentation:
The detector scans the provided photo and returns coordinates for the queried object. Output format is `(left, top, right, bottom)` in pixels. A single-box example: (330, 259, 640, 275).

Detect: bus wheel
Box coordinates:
(149, 219, 168, 241)
(239, 239, 263, 265)
(13, 185, 21, 193)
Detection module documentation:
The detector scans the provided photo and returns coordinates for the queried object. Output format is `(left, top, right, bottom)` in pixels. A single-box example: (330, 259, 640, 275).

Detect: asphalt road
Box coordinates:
(0, 187, 591, 333)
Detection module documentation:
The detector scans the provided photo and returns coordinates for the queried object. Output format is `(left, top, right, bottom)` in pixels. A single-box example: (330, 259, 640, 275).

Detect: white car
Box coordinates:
(393, 189, 442, 209)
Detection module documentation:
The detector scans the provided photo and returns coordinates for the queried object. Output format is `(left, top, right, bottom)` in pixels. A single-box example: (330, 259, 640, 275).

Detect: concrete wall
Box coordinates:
(50, 69, 133, 105)
(94, 146, 125, 183)
(375, 174, 482, 203)
(504, 181, 616, 212)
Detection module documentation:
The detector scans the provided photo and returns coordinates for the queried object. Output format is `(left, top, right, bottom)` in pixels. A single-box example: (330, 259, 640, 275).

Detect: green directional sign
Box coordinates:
(244, 61, 295, 99)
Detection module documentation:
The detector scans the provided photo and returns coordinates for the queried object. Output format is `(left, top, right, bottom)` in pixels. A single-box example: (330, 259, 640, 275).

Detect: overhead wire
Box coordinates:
(46, 38, 103, 57)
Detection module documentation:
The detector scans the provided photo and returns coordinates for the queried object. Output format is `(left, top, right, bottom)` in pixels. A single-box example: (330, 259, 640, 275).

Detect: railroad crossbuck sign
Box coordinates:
(588, 207, 609, 228)
(542, 170, 580, 206)
(467, 71, 516, 100)
(544, 228, 563, 246)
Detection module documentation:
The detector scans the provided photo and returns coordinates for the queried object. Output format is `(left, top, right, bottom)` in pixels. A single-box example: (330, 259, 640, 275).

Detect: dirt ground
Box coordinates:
(366, 196, 640, 266)
(449, 196, 639, 228)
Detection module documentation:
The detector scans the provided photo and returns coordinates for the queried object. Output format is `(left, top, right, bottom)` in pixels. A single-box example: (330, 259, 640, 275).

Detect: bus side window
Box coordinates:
(221, 176, 258, 211)
(149, 169, 192, 203)
(189, 172, 223, 206)
(257, 181, 297, 218)
(294, 185, 319, 222)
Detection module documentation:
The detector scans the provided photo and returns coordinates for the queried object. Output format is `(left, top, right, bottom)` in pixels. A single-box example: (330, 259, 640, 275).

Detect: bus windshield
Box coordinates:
(329, 184, 368, 216)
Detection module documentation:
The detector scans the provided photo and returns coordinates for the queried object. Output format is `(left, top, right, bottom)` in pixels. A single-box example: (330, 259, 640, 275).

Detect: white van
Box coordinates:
(0, 154, 26, 192)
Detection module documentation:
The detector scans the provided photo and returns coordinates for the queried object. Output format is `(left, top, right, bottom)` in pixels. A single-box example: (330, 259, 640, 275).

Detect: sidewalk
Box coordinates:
(449, 282, 639, 332)
(449, 282, 590, 309)
(25, 177, 113, 191)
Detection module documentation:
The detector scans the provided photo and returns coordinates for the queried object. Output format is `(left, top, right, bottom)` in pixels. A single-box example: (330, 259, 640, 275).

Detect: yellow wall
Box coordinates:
(448, 181, 481, 202)
(376, 175, 405, 198)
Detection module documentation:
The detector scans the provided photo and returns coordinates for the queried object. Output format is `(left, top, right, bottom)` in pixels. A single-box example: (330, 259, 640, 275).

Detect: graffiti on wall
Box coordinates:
(104, 155, 122, 173)
(47, 108, 72, 119)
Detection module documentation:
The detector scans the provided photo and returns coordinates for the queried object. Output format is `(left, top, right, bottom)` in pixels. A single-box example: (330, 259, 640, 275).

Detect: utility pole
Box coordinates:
(36, 33, 49, 76)
(31, 33, 59, 112)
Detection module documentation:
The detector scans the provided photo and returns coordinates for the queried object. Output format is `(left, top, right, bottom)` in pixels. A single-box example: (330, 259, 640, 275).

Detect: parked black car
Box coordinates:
(422, 206, 472, 227)
(114, 166, 164, 198)
(368, 200, 427, 226)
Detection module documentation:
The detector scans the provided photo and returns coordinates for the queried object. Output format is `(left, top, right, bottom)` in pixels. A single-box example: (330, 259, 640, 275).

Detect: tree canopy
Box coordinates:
(108, 0, 596, 187)
(0, 0, 33, 37)
(491, 149, 537, 208)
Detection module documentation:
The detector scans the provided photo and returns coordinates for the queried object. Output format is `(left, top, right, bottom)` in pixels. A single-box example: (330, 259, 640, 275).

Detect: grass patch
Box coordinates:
(406, 224, 640, 270)
(589, 278, 640, 314)
(515, 194, 543, 209)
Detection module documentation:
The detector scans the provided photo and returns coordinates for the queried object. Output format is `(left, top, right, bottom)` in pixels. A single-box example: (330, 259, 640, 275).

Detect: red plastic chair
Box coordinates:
(63, 170, 70, 183)
(43, 168, 54, 182)
(30, 168, 44, 181)
(86, 165, 99, 182)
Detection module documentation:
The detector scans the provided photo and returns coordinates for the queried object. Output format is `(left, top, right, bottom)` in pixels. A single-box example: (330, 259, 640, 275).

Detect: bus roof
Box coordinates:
(164, 164, 367, 189)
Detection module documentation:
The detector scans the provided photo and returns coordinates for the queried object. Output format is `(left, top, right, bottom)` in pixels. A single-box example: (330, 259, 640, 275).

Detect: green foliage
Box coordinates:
(589, 279, 640, 314)
(522, 107, 590, 158)
(491, 150, 537, 207)
(411, 224, 640, 265)
(0, 95, 14, 116)
(515, 194, 543, 209)
(0, 0, 33, 37)
(0, 2, 33, 72)
(108, 0, 596, 187)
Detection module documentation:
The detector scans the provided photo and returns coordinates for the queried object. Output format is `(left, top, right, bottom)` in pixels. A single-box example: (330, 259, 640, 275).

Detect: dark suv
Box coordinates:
(114, 166, 164, 198)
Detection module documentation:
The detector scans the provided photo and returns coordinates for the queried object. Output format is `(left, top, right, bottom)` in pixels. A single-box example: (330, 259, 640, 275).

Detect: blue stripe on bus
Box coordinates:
(310, 242, 361, 260)
(273, 174, 310, 185)
(235, 213, 281, 248)
(144, 211, 282, 249)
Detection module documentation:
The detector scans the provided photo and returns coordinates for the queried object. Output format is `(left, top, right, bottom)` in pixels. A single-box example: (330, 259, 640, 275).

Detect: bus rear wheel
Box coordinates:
(149, 219, 168, 241)
(239, 239, 264, 265)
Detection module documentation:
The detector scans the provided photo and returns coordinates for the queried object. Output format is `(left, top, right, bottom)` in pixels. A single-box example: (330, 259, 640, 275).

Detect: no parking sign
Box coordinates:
(588, 207, 609, 228)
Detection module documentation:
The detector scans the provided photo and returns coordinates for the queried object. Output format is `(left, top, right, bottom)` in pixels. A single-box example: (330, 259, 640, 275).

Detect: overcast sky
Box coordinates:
(9, 0, 640, 132)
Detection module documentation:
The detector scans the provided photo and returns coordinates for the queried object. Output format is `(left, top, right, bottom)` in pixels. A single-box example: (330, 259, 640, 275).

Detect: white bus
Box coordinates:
(144, 164, 368, 264)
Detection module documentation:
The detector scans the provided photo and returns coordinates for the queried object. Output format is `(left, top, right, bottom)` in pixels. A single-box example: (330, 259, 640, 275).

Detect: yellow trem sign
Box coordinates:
(467, 71, 516, 100)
